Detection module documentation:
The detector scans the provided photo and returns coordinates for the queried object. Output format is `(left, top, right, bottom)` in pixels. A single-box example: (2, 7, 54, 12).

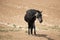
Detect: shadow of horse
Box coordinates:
(34, 34, 54, 40)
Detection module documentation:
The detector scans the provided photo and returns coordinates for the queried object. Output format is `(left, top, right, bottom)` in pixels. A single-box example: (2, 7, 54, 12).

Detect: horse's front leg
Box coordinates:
(34, 27, 36, 35)
(33, 23, 36, 35)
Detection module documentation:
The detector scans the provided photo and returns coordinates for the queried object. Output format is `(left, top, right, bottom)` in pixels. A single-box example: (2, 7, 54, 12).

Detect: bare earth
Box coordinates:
(0, 29, 60, 40)
(0, 24, 60, 40)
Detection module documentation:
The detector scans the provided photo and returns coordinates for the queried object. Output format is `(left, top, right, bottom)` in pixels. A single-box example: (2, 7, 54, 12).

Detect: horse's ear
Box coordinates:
(40, 11, 42, 13)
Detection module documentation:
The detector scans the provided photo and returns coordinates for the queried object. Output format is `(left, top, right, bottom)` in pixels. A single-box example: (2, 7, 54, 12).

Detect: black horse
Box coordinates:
(24, 9, 43, 35)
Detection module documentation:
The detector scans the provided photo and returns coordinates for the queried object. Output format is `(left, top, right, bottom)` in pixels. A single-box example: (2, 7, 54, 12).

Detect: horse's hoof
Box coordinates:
(28, 31, 30, 35)
(34, 33, 36, 35)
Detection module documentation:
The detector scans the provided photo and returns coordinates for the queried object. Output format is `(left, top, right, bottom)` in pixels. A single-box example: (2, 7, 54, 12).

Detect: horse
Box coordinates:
(24, 9, 43, 35)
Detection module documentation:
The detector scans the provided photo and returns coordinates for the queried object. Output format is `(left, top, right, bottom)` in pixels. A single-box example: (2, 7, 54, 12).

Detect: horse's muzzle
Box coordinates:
(40, 20, 43, 23)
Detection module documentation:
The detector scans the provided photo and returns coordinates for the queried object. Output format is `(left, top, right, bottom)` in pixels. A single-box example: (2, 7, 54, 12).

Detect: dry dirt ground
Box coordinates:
(0, 0, 60, 26)
(0, 29, 60, 40)
(0, 24, 60, 40)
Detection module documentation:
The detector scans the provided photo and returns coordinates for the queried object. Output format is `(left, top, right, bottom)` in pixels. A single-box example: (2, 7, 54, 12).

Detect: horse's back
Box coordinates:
(26, 9, 37, 15)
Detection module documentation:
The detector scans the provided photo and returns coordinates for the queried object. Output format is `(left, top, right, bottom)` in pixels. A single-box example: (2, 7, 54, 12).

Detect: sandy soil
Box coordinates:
(0, 24, 60, 40)
(0, 28, 60, 40)
(0, 0, 60, 26)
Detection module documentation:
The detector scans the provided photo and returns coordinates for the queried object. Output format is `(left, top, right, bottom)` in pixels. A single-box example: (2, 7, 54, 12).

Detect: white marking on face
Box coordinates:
(35, 12, 38, 17)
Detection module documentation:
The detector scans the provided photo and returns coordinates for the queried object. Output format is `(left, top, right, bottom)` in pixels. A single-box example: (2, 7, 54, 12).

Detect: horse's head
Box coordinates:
(35, 11, 43, 23)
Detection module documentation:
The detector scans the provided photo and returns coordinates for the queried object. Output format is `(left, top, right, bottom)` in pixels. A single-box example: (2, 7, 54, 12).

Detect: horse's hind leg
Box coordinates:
(28, 22, 31, 35)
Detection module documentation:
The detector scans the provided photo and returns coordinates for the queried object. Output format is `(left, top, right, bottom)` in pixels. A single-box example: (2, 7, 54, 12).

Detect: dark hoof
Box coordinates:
(34, 33, 36, 35)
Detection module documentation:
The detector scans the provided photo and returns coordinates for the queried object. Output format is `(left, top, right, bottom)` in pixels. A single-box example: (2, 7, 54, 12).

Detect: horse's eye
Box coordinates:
(38, 14, 41, 16)
(38, 14, 42, 18)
